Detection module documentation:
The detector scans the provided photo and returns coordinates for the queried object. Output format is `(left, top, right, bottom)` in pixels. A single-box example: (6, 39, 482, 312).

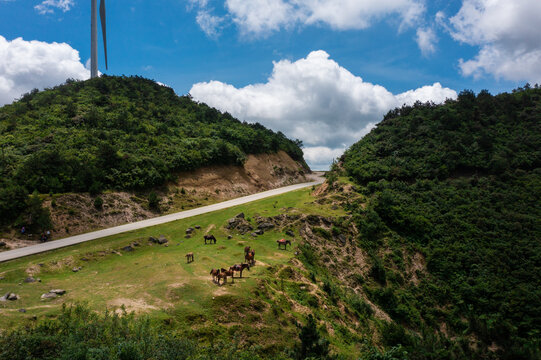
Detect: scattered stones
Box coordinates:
(257, 222, 275, 230)
(227, 216, 253, 234)
(1, 293, 19, 301)
(72, 267, 82, 272)
(122, 245, 134, 252)
(18, 309, 26, 313)
(158, 235, 168, 245)
(24, 277, 36, 283)
(41, 289, 66, 300)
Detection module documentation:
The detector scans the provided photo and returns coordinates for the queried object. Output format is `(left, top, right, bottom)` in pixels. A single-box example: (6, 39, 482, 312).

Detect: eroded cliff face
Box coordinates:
(1, 151, 308, 250)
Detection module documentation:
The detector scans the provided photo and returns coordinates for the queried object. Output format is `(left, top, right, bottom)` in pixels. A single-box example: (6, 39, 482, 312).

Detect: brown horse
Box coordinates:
(245, 250, 255, 266)
(229, 263, 250, 278)
(277, 239, 291, 250)
(186, 252, 194, 263)
(244, 246, 251, 255)
(219, 268, 235, 284)
(210, 268, 221, 282)
(204, 235, 217, 244)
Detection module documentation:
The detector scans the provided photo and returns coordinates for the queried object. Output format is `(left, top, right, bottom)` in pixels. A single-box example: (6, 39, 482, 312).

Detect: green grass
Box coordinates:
(0, 187, 344, 348)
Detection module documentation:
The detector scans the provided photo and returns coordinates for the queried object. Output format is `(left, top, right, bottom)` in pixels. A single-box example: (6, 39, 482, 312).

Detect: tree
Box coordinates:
(24, 191, 52, 231)
(297, 314, 331, 359)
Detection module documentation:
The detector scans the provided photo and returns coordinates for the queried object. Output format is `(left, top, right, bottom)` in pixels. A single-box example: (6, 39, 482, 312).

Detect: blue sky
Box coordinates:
(1, 0, 540, 169)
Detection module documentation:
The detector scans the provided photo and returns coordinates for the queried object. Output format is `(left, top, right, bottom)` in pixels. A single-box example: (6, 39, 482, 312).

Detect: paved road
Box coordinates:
(0, 176, 324, 263)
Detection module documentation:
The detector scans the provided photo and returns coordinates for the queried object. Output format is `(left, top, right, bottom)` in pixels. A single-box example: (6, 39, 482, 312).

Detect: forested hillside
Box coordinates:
(339, 86, 541, 359)
(0, 76, 306, 227)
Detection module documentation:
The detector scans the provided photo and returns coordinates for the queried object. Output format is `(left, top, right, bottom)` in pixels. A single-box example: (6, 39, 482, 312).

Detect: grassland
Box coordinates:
(0, 186, 348, 353)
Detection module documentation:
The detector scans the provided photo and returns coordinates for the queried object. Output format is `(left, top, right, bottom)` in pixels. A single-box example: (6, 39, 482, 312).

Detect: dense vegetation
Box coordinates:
(0, 76, 305, 228)
(340, 86, 541, 359)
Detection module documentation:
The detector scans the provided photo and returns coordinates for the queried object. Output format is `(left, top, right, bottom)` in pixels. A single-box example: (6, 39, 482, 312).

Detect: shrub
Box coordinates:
(148, 192, 160, 210)
(94, 196, 104, 210)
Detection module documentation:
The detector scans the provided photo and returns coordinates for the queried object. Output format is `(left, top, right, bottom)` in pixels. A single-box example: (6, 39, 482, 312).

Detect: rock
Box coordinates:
(24, 277, 36, 283)
(38, 263, 44, 267)
(18, 309, 26, 313)
(285, 230, 295, 237)
(0, 241, 6, 247)
(158, 235, 168, 245)
(122, 246, 134, 252)
(149, 236, 158, 243)
(257, 222, 275, 230)
(185, 235, 191, 239)
(164, 244, 169, 247)
(81, 257, 89, 261)
(337, 234, 347, 246)
(41, 292, 57, 300)
(186, 228, 194, 234)
(254, 229, 264, 235)
(235, 212, 245, 219)
(1, 293, 19, 301)
(331, 205, 339, 210)
(250, 232, 259, 237)
(37, 278, 42, 282)
(50, 289, 66, 295)
(195, 225, 201, 229)
(72, 267, 82, 272)
(132, 242, 140, 247)
(0, 276, 4, 280)
(227, 235, 233, 239)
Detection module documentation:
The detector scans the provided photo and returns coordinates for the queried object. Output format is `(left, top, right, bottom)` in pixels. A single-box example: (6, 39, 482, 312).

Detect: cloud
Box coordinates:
(190, 0, 424, 37)
(416, 27, 437, 56)
(0, 36, 89, 106)
(447, 0, 541, 83)
(190, 51, 456, 169)
(35, 0, 74, 14)
(196, 9, 224, 38)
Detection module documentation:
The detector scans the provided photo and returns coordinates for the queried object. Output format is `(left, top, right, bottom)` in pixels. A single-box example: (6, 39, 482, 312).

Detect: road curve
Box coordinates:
(0, 177, 324, 263)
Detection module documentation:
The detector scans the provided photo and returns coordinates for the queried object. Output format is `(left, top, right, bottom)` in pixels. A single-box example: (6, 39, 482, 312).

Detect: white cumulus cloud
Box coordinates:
(0, 36, 89, 106)
(416, 27, 437, 56)
(448, 0, 541, 83)
(35, 0, 74, 14)
(190, 50, 456, 169)
(196, 9, 225, 38)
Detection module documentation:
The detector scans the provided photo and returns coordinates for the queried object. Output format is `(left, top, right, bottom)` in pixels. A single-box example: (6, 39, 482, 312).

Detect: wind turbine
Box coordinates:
(90, 0, 107, 78)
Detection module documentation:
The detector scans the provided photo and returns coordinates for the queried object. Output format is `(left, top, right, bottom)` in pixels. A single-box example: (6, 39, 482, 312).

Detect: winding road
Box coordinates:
(0, 174, 324, 263)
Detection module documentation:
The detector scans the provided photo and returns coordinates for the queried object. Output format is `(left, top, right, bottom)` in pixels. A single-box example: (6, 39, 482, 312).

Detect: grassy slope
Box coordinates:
(0, 187, 352, 354)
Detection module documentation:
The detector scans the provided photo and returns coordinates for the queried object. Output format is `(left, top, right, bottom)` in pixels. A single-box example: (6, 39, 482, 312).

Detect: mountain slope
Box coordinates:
(0, 76, 306, 227)
(337, 86, 541, 359)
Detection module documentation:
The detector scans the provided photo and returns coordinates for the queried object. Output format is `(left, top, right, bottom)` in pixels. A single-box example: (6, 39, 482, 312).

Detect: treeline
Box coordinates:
(340, 86, 541, 359)
(0, 76, 306, 227)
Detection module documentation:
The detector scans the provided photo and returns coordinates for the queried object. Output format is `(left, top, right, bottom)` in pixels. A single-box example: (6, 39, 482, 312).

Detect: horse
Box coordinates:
(210, 268, 221, 282)
(245, 250, 255, 266)
(186, 252, 194, 263)
(204, 235, 217, 244)
(277, 239, 291, 250)
(218, 268, 235, 284)
(244, 246, 251, 255)
(229, 263, 250, 278)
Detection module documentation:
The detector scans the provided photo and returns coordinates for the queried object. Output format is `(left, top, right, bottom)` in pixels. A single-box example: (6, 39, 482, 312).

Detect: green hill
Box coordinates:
(338, 86, 541, 359)
(0, 76, 306, 227)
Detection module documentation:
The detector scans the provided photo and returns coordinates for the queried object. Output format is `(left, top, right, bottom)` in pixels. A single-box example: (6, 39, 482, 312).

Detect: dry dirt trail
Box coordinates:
(0, 173, 324, 263)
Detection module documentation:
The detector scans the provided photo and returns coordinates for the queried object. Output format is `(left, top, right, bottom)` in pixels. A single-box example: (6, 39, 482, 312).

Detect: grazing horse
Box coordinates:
(218, 268, 235, 284)
(210, 268, 221, 282)
(245, 250, 255, 266)
(277, 239, 291, 250)
(204, 235, 217, 244)
(229, 263, 250, 278)
(186, 252, 194, 263)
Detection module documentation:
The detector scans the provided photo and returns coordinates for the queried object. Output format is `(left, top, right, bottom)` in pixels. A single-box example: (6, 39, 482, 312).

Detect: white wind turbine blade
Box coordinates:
(100, 0, 108, 70)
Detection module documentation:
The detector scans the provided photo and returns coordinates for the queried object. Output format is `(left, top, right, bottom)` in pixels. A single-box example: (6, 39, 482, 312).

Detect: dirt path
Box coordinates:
(0, 175, 324, 263)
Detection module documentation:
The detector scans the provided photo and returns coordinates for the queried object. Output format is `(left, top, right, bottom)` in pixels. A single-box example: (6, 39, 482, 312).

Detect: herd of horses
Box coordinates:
(184, 234, 293, 286)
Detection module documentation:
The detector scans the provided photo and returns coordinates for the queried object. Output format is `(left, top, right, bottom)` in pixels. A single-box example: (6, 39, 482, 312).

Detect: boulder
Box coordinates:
(0, 241, 6, 247)
(72, 267, 82, 272)
(257, 222, 275, 230)
(158, 236, 168, 245)
(195, 225, 201, 229)
(149, 236, 158, 243)
(337, 234, 347, 246)
(227, 235, 233, 239)
(132, 242, 140, 247)
(254, 229, 264, 235)
(41, 292, 57, 300)
(285, 230, 295, 237)
(50, 289, 66, 295)
(185, 235, 191, 239)
(235, 212, 245, 219)
(186, 228, 194, 234)
(122, 246, 134, 252)
(18, 309, 26, 313)
(1, 293, 19, 301)
(24, 277, 36, 283)
(226, 217, 253, 234)
(250, 232, 259, 237)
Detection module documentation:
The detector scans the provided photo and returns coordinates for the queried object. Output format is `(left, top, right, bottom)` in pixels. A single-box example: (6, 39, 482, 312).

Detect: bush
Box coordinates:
(148, 192, 160, 210)
(94, 196, 104, 210)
